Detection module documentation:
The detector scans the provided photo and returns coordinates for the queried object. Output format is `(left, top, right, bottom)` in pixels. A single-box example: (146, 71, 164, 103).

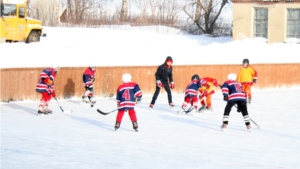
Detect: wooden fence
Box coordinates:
(1, 63, 300, 102)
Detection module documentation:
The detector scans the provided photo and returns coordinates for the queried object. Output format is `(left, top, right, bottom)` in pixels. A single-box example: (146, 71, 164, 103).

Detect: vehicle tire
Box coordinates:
(26, 31, 40, 43)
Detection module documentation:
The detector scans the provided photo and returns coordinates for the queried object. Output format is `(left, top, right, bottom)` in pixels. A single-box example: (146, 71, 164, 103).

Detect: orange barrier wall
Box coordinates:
(1, 64, 300, 102)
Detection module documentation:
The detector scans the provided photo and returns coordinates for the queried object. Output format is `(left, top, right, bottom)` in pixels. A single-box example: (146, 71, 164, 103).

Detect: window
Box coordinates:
(254, 8, 268, 38)
(19, 7, 25, 18)
(287, 9, 300, 38)
(3, 4, 16, 16)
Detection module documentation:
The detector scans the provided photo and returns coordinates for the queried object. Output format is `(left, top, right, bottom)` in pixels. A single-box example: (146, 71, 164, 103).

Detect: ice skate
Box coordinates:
(221, 124, 227, 131)
(246, 125, 252, 132)
(82, 95, 90, 103)
(114, 122, 120, 131)
(205, 107, 213, 112)
(149, 104, 154, 109)
(132, 122, 138, 132)
(177, 108, 185, 115)
(37, 110, 47, 115)
(37, 106, 49, 115)
(89, 96, 96, 107)
(44, 106, 52, 114)
(197, 106, 206, 113)
(169, 103, 175, 108)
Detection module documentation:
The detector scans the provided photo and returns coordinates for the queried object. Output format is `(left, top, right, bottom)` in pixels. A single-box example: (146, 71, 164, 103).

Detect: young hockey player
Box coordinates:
(35, 65, 58, 115)
(221, 73, 251, 131)
(198, 77, 220, 112)
(82, 65, 96, 107)
(177, 74, 201, 115)
(237, 58, 258, 103)
(115, 73, 142, 132)
(150, 56, 175, 108)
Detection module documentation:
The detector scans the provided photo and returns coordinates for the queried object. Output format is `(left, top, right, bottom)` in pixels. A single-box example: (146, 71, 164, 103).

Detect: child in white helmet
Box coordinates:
(220, 73, 252, 131)
(115, 73, 142, 131)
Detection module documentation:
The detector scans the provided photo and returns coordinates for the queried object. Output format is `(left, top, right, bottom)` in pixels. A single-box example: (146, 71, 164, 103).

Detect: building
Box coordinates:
(232, 0, 300, 43)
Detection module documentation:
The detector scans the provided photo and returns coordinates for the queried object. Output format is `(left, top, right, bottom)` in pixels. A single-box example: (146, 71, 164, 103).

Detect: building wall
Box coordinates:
(233, 3, 300, 43)
(1, 64, 300, 102)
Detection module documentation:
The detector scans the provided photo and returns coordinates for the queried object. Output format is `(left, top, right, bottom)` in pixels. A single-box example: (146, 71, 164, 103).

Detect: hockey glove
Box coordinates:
(170, 82, 175, 89)
(136, 95, 142, 104)
(51, 91, 56, 98)
(157, 80, 162, 88)
(201, 91, 207, 97)
(223, 95, 228, 101)
(253, 79, 257, 83)
(47, 79, 53, 86)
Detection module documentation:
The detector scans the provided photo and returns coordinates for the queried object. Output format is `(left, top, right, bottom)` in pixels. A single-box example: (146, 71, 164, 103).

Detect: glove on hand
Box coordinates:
(253, 79, 257, 83)
(51, 91, 56, 98)
(47, 79, 53, 86)
(170, 82, 175, 89)
(157, 80, 162, 88)
(223, 95, 228, 101)
(136, 95, 142, 104)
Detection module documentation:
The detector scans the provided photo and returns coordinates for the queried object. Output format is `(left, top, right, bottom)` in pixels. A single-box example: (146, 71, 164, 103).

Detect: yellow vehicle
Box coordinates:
(0, 0, 46, 43)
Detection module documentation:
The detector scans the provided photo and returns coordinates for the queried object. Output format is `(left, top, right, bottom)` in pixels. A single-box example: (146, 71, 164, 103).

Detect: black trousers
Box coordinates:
(151, 81, 172, 104)
(223, 100, 250, 125)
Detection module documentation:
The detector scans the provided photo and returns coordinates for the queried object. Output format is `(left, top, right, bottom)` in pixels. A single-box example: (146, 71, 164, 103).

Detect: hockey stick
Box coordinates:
(184, 96, 206, 114)
(97, 97, 141, 115)
(250, 118, 261, 129)
(54, 98, 73, 113)
(96, 108, 118, 115)
(184, 106, 194, 113)
(233, 104, 260, 128)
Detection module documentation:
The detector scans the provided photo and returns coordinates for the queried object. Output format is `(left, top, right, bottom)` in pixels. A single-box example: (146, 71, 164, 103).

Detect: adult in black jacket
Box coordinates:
(150, 56, 175, 108)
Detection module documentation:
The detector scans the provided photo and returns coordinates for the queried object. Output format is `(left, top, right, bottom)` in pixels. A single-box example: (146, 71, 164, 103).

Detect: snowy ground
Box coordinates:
(0, 26, 299, 69)
(1, 89, 300, 169)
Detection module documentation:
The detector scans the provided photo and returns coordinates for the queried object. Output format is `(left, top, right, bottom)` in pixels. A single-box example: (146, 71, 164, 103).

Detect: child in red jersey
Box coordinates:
(82, 65, 96, 107)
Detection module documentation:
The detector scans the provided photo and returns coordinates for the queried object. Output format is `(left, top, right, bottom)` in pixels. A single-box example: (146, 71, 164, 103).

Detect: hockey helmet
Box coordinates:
(227, 73, 237, 80)
(51, 64, 59, 72)
(243, 58, 249, 64)
(191, 74, 200, 81)
(122, 73, 132, 83)
(89, 63, 95, 69)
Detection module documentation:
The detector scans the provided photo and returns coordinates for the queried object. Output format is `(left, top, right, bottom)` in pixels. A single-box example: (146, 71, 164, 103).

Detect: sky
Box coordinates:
(0, 25, 299, 69)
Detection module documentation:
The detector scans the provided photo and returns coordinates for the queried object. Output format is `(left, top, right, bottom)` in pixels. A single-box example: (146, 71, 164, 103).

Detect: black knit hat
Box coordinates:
(243, 58, 249, 64)
(165, 56, 173, 63)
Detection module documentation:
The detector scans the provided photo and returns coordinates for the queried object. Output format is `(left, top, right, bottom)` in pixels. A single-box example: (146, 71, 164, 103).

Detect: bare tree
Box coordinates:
(120, 0, 129, 23)
(30, 0, 59, 26)
(62, 0, 104, 24)
(183, 0, 228, 34)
